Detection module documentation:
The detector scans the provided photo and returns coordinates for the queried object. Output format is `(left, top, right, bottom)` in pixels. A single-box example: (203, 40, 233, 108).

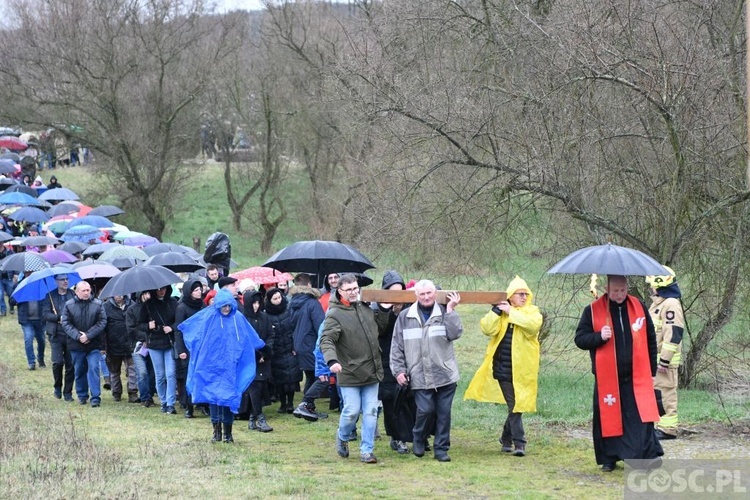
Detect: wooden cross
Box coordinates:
(361, 289, 506, 305)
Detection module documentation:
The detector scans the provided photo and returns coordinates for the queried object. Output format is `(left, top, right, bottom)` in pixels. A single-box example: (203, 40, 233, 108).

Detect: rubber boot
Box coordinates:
(248, 416, 257, 430)
(256, 413, 273, 433)
(223, 423, 234, 443)
(212, 422, 222, 443)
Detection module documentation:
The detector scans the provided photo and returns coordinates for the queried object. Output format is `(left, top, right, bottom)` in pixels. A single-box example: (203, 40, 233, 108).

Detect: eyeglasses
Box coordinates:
(340, 287, 360, 294)
(513, 292, 529, 297)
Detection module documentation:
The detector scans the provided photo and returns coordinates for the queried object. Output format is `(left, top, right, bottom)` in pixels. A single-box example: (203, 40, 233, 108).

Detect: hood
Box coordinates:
(243, 290, 263, 306)
(506, 276, 534, 305)
(288, 285, 321, 300)
(148, 284, 174, 299)
(322, 273, 339, 292)
(213, 289, 237, 315)
(655, 282, 682, 300)
(182, 278, 202, 299)
(381, 270, 405, 290)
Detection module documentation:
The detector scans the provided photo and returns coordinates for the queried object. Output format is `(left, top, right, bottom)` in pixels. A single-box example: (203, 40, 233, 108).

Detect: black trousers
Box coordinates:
(413, 383, 456, 454)
(499, 380, 526, 445)
(49, 334, 74, 395)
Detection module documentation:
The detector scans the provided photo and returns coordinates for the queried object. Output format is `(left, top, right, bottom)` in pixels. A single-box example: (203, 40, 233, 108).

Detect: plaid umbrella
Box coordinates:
(0, 251, 50, 273)
(98, 245, 148, 262)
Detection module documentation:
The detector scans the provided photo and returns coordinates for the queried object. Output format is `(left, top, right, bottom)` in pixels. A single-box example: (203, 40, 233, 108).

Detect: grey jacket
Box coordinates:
(390, 301, 463, 390)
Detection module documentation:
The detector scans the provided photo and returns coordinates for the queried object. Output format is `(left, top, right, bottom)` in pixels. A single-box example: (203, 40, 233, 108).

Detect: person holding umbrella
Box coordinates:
(465, 276, 543, 457)
(574, 275, 663, 472)
(42, 274, 76, 400)
(15, 283, 47, 370)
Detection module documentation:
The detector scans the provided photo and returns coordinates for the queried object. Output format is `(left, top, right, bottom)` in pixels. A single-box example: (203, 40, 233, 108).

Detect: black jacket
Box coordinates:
(61, 296, 107, 352)
(135, 288, 178, 350)
(266, 295, 302, 385)
(103, 297, 132, 357)
(174, 280, 205, 355)
(243, 290, 274, 381)
(43, 289, 75, 338)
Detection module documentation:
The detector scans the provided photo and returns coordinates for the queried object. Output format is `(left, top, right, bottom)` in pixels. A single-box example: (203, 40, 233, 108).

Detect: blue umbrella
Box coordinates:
(11, 266, 82, 303)
(0, 191, 50, 207)
(8, 206, 50, 223)
(67, 215, 116, 230)
(547, 243, 670, 276)
(61, 224, 105, 243)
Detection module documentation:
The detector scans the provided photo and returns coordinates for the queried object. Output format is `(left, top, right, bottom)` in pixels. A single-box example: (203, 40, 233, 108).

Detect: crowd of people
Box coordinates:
(0, 170, 684, 469)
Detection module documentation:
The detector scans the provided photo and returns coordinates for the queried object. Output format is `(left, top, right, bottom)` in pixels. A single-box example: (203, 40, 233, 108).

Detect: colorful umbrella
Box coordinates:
(0, 136, 27, 151)
(230, 266, 293, 285)
(61, 224, 105, 243)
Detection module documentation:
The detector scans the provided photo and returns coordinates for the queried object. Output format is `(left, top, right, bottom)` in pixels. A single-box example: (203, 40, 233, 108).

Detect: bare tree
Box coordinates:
(0, 0, 241, 238)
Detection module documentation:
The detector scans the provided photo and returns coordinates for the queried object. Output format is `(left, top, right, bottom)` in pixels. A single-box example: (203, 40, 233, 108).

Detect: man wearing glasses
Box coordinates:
(43, 274, 76, 401)
(391, 280, 463, 462)
(320, 274, 389, 464)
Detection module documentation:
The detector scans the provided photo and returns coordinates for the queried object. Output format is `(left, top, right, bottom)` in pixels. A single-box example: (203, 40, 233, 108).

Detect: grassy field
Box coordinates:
(2, 165, 747, 498)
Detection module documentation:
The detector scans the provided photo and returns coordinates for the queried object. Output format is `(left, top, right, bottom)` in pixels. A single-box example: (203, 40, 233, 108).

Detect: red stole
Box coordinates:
(591, 295, 659, 437)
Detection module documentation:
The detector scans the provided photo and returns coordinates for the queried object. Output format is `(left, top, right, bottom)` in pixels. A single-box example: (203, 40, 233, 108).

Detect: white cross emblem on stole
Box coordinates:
(603, 394, 617, 406)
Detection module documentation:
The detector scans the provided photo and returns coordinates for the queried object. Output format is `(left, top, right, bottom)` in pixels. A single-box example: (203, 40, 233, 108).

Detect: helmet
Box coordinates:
(646, 265, 676, 288)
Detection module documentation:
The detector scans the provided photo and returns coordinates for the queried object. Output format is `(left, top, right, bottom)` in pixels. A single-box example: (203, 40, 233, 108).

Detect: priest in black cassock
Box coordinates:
(575, 275, 663, 472)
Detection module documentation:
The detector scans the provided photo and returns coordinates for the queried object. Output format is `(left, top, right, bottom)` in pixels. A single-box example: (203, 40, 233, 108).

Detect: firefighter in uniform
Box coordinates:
(646, 266, 684, 440)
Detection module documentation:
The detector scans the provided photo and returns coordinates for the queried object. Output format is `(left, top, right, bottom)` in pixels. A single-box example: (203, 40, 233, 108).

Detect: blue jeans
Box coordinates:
(413, 383, 457, 455)
(338, 383, 379, 454)
(150, 348, 176, 407)
(209, 405, 235, 425)
(0, 278, 15, 314)
(21, 321, 46, 367)
(132, 350, 156, 402)
(71, 349, 101, 402)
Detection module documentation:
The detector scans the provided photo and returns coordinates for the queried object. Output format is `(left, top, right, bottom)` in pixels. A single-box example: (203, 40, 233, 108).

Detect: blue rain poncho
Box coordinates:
(179, 289, 264, 412)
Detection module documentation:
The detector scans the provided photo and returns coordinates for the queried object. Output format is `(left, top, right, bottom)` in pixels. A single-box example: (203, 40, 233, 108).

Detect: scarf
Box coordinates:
(591, 294, 659, 437)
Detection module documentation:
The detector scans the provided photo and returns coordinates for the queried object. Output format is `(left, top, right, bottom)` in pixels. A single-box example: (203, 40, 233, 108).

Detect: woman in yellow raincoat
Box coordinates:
(464, 276, 543, 456)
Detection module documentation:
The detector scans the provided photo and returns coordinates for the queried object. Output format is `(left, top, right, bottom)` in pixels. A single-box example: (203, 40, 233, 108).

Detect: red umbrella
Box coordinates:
(230, 266, 293, 285)
(0, 136, 28, 151)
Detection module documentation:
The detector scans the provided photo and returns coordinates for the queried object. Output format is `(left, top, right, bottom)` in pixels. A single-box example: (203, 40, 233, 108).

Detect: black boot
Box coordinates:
(185, 404, 194, 419)
(248, 416, 257, 430)
(223, 423, 234, 443)
(212, 422, 222, 443)
(256, 413, 273, 432)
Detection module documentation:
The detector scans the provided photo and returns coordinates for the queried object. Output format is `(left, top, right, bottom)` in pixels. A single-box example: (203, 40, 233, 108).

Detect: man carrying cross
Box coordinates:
(575, 275, 663, 472)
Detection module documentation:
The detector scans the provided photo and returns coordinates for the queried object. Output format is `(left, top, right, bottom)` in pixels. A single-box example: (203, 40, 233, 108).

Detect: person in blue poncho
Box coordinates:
(178, 289, 265, 443)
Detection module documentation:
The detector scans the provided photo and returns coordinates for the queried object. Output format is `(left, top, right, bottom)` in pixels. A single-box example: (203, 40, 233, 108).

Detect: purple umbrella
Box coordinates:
(123, 235, 160, 247)
(41, 249, 79, 265)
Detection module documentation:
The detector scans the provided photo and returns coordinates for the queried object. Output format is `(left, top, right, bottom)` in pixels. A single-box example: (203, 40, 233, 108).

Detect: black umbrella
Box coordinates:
(547, 243, 669, 276)
(5, 184, 38, 197)
(0, 251, 50, 273)
(58, 241, 89, 254)
(263, 240, 376, 277)
(98, 265, 183, 299)
(47, 203, 81, 218)
(143, 251, 205, 273)
(142, 242, 200, 258)
(0, 152, 20, 162)
(0, 231, 14, 243)
(88, 205, 125, 218)
(107, 257, 140, 270)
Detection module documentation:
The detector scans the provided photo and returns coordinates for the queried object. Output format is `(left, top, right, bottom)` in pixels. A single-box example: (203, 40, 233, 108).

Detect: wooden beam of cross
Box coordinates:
(361, 289, 507, 305)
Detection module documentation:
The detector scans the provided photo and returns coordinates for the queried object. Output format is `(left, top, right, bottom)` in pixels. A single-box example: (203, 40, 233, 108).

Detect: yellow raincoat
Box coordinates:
(464, 276, 543, 413)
